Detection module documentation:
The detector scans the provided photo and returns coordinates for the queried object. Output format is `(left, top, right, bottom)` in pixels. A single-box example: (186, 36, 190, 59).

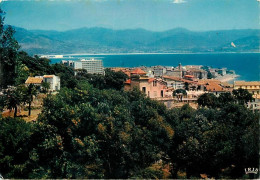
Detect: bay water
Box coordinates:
(50, 53, 260, 81)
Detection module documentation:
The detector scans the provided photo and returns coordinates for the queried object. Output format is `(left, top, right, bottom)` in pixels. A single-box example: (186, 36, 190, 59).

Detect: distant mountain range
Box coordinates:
(12, 26, 260, 55)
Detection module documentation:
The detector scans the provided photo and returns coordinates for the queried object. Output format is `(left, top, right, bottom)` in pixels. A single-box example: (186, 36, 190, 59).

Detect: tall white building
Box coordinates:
(73, 61, 83, 70)
(80, 58, 104, 75)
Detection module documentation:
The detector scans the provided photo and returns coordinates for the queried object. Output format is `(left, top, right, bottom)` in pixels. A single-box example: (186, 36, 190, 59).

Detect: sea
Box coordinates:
(49, 53, 260, 81)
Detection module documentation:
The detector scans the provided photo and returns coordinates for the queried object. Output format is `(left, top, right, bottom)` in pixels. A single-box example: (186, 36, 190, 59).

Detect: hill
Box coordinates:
(12, 26, 260, 55)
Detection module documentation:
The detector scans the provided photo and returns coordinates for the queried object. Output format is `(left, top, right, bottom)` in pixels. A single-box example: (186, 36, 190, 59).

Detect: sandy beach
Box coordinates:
(216, 74, 239, 82)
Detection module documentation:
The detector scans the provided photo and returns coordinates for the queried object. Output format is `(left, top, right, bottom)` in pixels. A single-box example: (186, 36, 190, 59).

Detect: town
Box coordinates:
(61, 59, 259, 110)
(3, 57, 257, 119)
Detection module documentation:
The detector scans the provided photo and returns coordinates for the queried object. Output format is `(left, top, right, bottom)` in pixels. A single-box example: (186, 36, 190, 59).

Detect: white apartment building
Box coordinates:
(73, 61, 83, 70)
(247, 98, 260, 111)
(80, 58, 104, 75)
(43, 75, 60, 91)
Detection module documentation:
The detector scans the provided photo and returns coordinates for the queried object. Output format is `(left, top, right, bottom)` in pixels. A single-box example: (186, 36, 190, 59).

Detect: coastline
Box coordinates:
(49, 53, 259, 82)
(41, 51, 260, 57)
(216, 74, 240, 83)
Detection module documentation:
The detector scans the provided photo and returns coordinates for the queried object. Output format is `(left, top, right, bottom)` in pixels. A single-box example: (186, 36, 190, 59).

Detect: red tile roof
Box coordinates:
(205, 82, 225, 92)
(130, 68, 146, 75)
(163, 76, 195, 84)
(197, 79, 221, 86)
(184, 75, 194, 78)
(125, 79, 131, 84)
(148, 78, 155, 83)
(111, 68, 131, 77)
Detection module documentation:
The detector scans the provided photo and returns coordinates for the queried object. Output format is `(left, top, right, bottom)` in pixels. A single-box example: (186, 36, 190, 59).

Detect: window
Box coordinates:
(142, 87, 146, 93)
(153, 81, 157, 87)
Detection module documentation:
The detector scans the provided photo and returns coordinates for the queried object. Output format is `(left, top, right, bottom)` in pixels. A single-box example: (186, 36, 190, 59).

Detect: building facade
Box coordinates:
(43, 75, 60, 91)
(234, 81, 260, 99)
(125, 77, 167, 99)
(162, 76, 185, 89)
(61, 59, 103, 74)
(61, 60, 74, 68)
(81, 59, 104, 74)
(247, 98, 260, 111)
(124, 68, 167, 99)
(73, 61, 83, 70)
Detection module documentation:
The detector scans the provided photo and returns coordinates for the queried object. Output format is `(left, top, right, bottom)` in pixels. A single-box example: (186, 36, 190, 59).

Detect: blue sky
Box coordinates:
(0, 0, 259, 32)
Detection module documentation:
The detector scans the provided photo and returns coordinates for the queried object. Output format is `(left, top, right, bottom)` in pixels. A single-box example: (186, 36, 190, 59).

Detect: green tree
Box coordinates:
(2, 86, 24, 118)
(18, 51, 52, 76)
(51, 63, 77, 89)
(0, 93, 4, 113)
(0, 8, 20, 87)
(15, 63, 30, 85)
(197, 93, 218, 108)
(23, 84, 38, 116)
(207, 71, 213, 79)
(31, 83, 173, 178)
(167, 103, 259, 179)
(76, 68, 128, 90)
(104, 68, 128, 90)
(0, 117, 33, 178)
(75, 69, 88, 80)
(41, 82, 50, 93)
(218, 92, 235, 106)
(232, 88, 253, 105)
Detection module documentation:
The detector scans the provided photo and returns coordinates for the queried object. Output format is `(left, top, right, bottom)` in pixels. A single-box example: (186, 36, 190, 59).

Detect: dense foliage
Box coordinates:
(0, 84, 258, 178)
(197, 91, 254, 108)
(0, 9, 20, 87)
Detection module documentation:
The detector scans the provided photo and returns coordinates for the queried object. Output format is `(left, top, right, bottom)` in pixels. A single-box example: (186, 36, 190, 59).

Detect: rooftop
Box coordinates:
(234, 81, 260, 86)
(205, 82, 225, 92)
(125, 79, 131, 84)
(162, 76, 194, 84)
(197, 79, 221, 85)
(25, 77, 43, 84)
(43, 75, 55, 78)
(80, 58, 102, 62)
(130, 68, 147, 75)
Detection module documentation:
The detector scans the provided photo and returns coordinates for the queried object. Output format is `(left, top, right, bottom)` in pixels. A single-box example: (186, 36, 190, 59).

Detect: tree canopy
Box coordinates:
(0, 9, 20, 87)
